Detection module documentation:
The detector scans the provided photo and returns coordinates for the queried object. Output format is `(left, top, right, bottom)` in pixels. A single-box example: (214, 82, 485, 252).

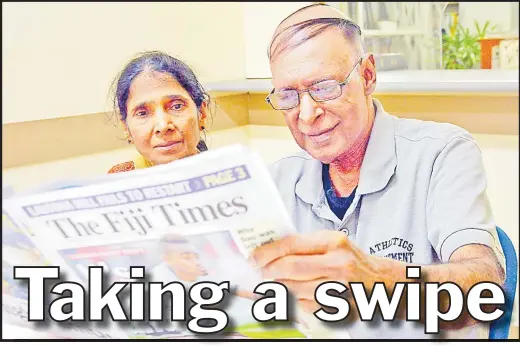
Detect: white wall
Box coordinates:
(2, 2, 246, 124)
(242, 2, 312, 78)
(511, 2, 519, 33)
(459, 2, 517, 35)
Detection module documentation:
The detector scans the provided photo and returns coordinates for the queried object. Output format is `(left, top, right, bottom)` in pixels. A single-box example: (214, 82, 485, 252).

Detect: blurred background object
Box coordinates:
(499, 39, 520, 70)
(328, 2, 519, 70)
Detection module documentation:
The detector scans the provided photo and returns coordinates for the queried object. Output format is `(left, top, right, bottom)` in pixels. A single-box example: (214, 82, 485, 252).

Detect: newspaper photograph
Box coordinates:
(2, 145, 310, 339)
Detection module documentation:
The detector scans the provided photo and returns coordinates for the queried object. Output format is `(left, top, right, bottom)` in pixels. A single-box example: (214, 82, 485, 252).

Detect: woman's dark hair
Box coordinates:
(111, 51, 210, 152)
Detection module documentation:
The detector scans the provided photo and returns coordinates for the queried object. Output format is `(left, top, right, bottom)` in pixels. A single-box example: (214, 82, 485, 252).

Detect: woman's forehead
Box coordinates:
(126, 71, 190, 107)
(130, 71, 183, 94)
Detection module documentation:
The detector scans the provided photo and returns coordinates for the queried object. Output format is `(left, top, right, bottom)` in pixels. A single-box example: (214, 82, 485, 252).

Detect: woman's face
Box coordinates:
(124, 70, 207, 165)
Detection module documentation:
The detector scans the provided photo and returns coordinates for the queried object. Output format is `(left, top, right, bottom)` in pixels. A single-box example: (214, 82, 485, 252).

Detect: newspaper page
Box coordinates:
(2, 186, 127, 339)
(3, 145, 313, 339)
(2, 186, 44, 330)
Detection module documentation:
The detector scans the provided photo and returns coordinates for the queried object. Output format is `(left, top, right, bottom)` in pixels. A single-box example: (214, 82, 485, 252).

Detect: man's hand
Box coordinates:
(250, 230, 505, 330)
(250, 230, 407, 316)
(234, 288, 262, 301)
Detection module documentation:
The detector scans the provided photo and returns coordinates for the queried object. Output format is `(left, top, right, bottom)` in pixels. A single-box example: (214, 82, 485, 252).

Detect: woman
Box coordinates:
(108, 51, 209, 174)
(106, 52, 303, 338)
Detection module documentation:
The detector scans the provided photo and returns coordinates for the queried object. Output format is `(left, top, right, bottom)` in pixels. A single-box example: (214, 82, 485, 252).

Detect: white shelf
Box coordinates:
(364, 29, 424, 37)
(205, 70, 519, 94)
(339, 2, 440, 69)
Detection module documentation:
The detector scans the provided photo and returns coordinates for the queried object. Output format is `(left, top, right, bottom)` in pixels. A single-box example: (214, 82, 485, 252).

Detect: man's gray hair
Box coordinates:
(268, 10, 365, 62)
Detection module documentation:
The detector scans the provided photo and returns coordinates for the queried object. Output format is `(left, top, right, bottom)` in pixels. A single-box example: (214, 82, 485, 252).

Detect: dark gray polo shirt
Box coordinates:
(269, 99, 505, 339)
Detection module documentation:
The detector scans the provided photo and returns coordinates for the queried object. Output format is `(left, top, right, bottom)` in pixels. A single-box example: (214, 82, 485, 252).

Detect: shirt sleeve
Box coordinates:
(426, 134, 505, 271)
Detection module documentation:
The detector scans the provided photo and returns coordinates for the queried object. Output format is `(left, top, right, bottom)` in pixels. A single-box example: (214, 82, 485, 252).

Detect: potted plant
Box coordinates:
(442, 20, 497, 69)
(476, 20, 501, 69)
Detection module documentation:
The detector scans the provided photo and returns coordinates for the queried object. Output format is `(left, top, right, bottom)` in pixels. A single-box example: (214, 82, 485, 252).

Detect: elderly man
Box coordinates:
(252, 4, 505, 339)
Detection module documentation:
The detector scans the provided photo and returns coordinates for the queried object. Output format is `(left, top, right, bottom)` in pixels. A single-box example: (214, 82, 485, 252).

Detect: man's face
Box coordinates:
(164, 250, 208, 282)
(270, 28, 372, 164)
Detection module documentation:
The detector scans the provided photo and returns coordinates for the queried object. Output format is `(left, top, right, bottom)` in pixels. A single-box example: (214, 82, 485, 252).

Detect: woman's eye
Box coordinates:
(135, 110, 149, 117)
(169, 102, 185, 111)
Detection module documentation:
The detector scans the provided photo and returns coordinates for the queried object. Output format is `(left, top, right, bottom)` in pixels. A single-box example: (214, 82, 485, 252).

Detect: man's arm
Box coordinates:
(416, 131, 505, 328)
(413, 243, 504, 329)
(250, 231, 505, 330)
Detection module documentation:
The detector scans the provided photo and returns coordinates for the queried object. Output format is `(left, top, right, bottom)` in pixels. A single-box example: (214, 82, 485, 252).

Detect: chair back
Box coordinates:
(489, 226, 518, 339)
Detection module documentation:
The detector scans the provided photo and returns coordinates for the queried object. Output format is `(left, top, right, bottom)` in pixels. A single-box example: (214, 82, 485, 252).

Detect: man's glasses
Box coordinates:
(266, 57, 363, 111)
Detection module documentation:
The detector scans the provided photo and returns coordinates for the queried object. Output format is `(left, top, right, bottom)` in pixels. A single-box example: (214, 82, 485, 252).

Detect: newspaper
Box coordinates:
(2, 186, 126, 339)
(2, 144, 319, 339)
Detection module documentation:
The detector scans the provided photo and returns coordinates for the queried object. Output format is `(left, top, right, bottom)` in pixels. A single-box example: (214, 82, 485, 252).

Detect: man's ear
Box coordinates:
(361, 53, 377, 96)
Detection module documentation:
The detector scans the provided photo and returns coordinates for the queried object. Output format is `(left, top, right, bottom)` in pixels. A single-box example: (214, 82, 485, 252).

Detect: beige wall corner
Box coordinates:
(2, 94, 250, 169)
(3, 2, 246, 124)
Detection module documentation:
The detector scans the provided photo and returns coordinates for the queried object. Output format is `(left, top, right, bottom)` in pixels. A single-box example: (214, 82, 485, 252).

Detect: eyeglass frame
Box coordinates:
(265, 57, 363, 111)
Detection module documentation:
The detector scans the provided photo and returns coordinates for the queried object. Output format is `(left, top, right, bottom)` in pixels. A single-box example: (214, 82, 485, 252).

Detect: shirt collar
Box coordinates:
(294, 98, 397, 206)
